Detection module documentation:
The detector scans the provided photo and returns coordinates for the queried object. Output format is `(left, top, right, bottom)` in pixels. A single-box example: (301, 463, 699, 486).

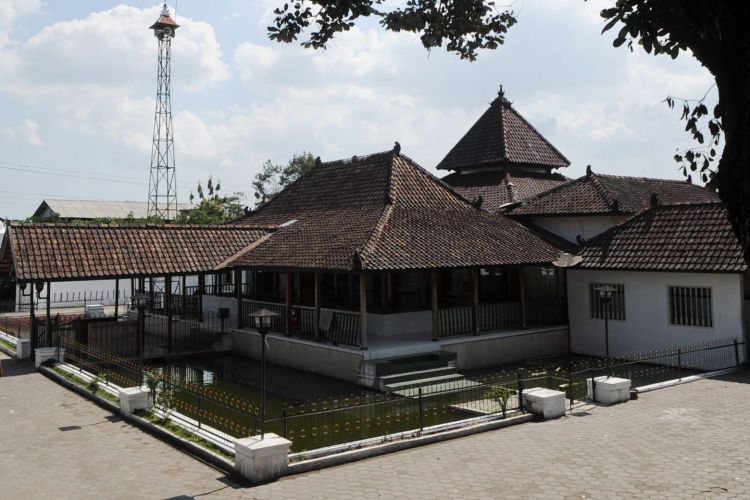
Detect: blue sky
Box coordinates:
(0, 0, 716, 220)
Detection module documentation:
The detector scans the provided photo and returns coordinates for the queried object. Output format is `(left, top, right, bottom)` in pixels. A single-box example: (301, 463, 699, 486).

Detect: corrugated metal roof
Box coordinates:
(34, 199, 195, 220)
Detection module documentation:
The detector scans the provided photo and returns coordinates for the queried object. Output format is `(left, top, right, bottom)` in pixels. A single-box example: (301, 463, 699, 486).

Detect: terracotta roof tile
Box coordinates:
(441, 170, 569, 213)
(510, 170, 719, 217)
(230, 150, 562, 271)
(2, 224, 269, 281)
(576, 202, 746, 273)
(437, 93, 569, 172)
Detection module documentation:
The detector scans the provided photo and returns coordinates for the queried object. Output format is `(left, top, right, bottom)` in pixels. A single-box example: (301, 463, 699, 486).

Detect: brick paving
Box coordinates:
(2, 350, 750, 499)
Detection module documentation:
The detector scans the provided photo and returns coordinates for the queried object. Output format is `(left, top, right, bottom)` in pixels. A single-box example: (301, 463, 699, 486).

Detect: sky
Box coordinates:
(0, 0, 717, 220)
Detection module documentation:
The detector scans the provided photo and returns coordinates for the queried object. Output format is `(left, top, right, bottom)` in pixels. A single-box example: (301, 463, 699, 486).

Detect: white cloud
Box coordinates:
(1, 119, 44, 147)
(0, 4, 230, 97)
(0, 0, 42, 46)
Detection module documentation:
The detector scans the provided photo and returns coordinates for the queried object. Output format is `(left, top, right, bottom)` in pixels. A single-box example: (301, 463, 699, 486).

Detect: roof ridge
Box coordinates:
(358, 152, 398, 265)
(594, 172, 696, 184)
(504, 103, 571, 168)
(588, 172, 618, 211)
(511, 174, 588, 211)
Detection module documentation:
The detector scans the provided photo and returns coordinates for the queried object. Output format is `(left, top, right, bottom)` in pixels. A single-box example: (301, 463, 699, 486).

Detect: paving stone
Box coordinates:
(3, 352, 750, 498)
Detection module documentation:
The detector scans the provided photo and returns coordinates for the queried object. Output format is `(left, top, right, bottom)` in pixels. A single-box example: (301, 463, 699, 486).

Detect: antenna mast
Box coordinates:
(147, 3, 180, 220)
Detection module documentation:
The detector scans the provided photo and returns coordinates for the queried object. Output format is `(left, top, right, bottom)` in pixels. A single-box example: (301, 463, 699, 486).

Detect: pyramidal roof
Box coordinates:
(437, 90, 570, 172)
(228, 147, 561, 271)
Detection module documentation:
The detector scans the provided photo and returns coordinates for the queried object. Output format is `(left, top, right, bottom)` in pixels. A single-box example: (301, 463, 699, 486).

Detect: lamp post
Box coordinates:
(133, 293, 149, 369)
(249, 308, 279, 439)
(594, 285, 616, 376)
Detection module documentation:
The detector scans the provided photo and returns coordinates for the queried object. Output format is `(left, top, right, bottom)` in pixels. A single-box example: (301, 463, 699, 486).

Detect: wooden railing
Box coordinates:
(525, 298, 567, 325)
(479, 301, 522, 331)
(438, 305, 474, 337)
(241, 300, 361, 347)
(438, 300, 566, 338)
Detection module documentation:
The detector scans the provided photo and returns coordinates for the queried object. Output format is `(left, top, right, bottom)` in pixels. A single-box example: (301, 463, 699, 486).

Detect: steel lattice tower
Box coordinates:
(147, 4, 180, 220)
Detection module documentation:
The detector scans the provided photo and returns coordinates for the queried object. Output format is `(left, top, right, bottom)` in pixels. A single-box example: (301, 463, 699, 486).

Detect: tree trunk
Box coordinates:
(713, 58, 750, 266)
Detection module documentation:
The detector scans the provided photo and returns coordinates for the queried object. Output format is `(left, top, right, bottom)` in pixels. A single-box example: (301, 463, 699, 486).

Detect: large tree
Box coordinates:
(252, 152, 316, 206)
(268, 1, 750, 264)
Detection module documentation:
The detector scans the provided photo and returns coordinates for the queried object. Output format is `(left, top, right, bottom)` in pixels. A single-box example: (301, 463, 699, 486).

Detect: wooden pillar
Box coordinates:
(471, 269, 480, 335)
(45, 281, 51, 347)
(235, 268, 243, 329)
(198, 273, 205, 322)
(359, 273, 368, 350)
(114, 278, 120, 318)
(181, 275, 187, 297)
(431, 271, 439, 341)
(347, 274, 354, 309)
(519, 267, 527, 330)
(285, 272, 293, 336)
(314, 272, 321, 341)
(165, 275, 173, 353)
(29, 286, 36, 349)
(386, 271, 393, 303)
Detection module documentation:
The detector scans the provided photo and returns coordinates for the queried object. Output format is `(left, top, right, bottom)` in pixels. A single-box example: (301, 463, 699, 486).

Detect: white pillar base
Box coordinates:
(523, 387, 566, 419)
(35, 347, 64, 368)
(118, 387, 151, 415)
(587, 376, 631, 404)
(235, 433, 291, 483)
(16, 339, 31, 360)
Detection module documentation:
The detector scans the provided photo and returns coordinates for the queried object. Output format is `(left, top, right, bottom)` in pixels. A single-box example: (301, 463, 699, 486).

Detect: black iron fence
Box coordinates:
(59, 338, 262, 444)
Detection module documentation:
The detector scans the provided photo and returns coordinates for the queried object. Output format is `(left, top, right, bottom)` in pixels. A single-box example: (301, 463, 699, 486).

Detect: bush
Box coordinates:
(485, 385, 516, 418)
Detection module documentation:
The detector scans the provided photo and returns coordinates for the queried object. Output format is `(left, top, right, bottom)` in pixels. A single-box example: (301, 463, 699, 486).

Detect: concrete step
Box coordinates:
(378, 366, 457, 385)
(393, 378, 482, 398)
(382, 373, 466, 392)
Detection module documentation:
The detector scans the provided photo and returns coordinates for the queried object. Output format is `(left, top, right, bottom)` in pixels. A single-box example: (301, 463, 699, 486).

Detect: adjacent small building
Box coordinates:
(567, 202, 748, 361)
(32, 199, 194, 222)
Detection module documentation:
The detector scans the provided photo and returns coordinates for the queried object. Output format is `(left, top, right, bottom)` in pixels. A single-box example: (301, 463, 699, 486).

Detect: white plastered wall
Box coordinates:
(567, 269, 746, 362)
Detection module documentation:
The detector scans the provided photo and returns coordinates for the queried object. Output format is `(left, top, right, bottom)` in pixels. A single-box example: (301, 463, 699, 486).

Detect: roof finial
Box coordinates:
(393, 141, 401, 155)
(686, 175, 692, 184)
(494, 85, 511, 107)
(314, 156, 321, 168)
(586, 165, 592, 177)
(161, 2, 170, 16)
(650, 193, 659, 207)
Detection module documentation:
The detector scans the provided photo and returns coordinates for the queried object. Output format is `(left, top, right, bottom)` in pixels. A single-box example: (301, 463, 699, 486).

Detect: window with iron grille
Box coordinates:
(668, 286, 713, 327)
(589, 283, 625, 320)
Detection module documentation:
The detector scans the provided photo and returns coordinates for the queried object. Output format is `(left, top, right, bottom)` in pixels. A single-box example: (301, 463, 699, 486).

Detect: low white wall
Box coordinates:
(366, 310, 432, 336)
(567, 269, 746, 361)
(232, 329, 364, 385)
(529, 215, 628, 243)
(203, 295, 238, 326)
(441, 327, 569, 370)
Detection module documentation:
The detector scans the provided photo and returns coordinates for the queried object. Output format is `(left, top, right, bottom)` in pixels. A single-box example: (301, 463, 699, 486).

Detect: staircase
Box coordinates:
(374, 352, 468, 393)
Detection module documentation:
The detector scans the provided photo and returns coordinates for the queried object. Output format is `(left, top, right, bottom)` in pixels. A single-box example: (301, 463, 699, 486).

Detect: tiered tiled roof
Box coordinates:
(510, 169, 719, 217)
(229, 149, 562, 271)
(437, 91, 570, 172)
(576, 202, 746, 273)
(1, 224, 270, 281)
(441, 170, 569, 213)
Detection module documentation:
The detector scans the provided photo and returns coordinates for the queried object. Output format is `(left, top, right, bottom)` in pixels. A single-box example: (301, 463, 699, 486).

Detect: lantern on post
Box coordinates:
(248, 308, 279, 439)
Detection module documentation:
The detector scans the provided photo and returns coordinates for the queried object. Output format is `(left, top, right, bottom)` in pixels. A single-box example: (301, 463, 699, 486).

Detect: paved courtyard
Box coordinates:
(2, 350, 750, 499)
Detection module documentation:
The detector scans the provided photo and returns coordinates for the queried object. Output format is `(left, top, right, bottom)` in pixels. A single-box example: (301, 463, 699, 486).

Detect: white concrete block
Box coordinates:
(84, 304, 105, 318)
(118, 387, 151, 415)
(587, 376, 631, 404)
(523, 387, 566, 419)
(235, 433, 291, 483)
(16, 339, 31, 360)
(35, 347, 65, 368)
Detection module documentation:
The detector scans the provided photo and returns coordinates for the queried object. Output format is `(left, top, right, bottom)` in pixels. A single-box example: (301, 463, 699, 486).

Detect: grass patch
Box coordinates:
(0, 337, 16, 352)
(50, 364, 120, 405)
(142, 410, 234, 461)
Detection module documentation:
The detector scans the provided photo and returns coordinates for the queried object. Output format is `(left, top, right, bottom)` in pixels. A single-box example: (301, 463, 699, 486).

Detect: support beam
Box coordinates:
(519, 267, 527, 330)
(114, 278, 120, 318)
(235, 267, 243, 329)
(471, 269, 480, 335)
(359, 273, 368, 350)
(45, 281, 51, 347)
(198, 273, 205, 322)
(165, 275, 173, 353)
(431, 271, 439, 341)
(380, 271, 388, 310)
(285, 272, 293, 336)
(314, 272, 321, 341)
